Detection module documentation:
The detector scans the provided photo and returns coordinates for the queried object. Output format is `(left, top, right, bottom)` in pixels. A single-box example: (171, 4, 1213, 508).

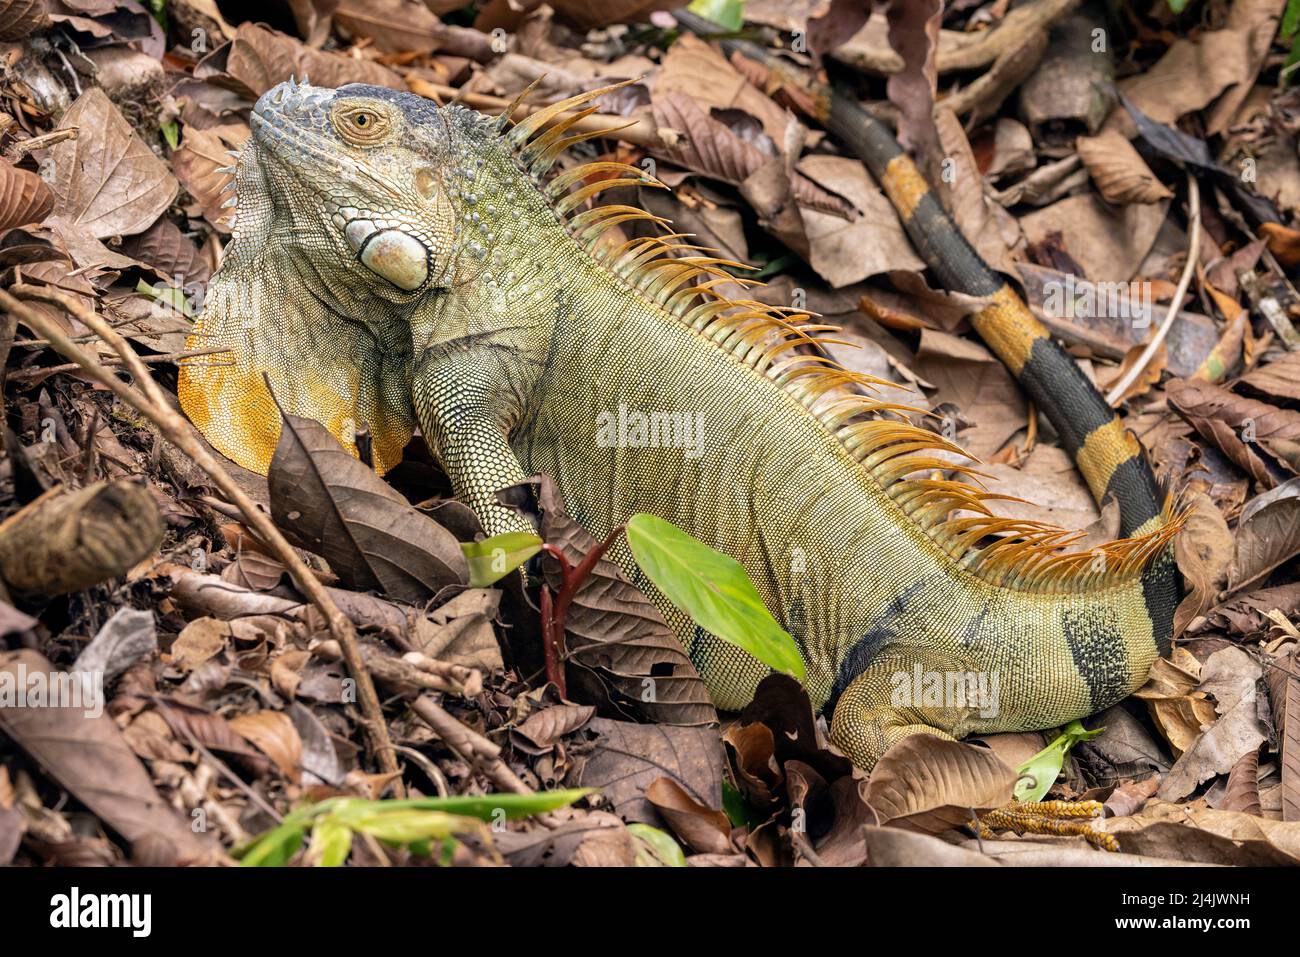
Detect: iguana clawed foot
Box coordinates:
(975, 800, 1118, 852)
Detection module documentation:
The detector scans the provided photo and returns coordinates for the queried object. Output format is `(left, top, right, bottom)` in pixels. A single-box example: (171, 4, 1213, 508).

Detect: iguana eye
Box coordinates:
(333, 105, 390, 145)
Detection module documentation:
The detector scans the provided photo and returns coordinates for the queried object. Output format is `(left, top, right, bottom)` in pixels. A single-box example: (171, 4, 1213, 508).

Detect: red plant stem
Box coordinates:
(538, 583, 564, 692)
(538, 528, 624, 696)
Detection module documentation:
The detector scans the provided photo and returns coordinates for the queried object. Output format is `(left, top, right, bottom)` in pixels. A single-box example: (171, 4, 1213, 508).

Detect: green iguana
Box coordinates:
(179, 74, 1182, 780)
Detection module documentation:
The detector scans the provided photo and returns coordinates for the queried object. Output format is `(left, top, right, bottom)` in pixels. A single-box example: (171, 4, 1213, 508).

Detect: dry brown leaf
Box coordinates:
(864, 733, 1016, 834)
(171, 123, 247, 233)
(212, 22, 401, 98)
(1274, 646, 1300, 822)
(655, 32, 795, 147)
(0, 0, 48, 39)
(1221, 746, 1263, 816)
(0, 158, 53, 230)
(1108, 799, 1300, 865)
(644, 776, 732, 855)
(44, 88, 179, 239)
(1167, 378, 1300, 488)
(1157, 646, 1267, 801)
(796, 154, 924, 286)
(228, 710, 304, 784)
(1238, 350, 1300, 404)
(573, 719, 723, 825)
(269, 412, 468, 603)
(513, 703, 596, 751)
(1076, 128, 1173, 205)
(168, 617, 231, 672)
(0, 650, 217, 863)
(1229, 476, 1300, 594)
(913, 328, 1027, 460)
(1018, 192, 1168, 282)
(119, 215, 211, 284)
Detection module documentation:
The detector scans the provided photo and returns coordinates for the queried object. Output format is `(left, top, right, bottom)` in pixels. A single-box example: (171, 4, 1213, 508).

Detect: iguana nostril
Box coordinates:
(358, 229, 428, 290)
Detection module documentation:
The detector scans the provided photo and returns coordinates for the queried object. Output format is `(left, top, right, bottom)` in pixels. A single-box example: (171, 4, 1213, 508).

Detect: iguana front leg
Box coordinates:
(412, 348, 536, 537)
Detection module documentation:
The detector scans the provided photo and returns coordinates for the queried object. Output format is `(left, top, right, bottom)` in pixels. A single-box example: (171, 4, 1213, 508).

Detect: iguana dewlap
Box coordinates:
(179, 78, 1182, 771)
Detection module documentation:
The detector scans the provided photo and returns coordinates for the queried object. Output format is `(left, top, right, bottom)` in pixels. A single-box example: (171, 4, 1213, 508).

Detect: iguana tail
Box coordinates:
(679, 14, 1180, 651)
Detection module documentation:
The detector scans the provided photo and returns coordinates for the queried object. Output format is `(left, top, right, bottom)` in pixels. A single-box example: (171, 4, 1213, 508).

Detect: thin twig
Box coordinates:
(1, 282, 402, 785)
(1104, 173, 1200, 406)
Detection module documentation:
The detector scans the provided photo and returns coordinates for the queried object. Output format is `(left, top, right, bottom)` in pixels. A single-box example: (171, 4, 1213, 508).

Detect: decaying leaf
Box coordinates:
(0, 650, 218, 864)
(268, 411, 468, 603)
(864, 734, 1016, 834)
(1229, 476, 1300, 593)
(44, 88, 179, 239)
(1075, 128, 1173, 205)
(0, 158, 53, 230)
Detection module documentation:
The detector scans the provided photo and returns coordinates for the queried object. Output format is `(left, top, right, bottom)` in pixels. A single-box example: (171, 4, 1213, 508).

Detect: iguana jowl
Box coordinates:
(180, 77, 1183, 772)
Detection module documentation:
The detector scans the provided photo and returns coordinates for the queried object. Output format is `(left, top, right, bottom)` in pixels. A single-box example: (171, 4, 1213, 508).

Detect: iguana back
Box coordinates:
(179, 78, 1182, 770)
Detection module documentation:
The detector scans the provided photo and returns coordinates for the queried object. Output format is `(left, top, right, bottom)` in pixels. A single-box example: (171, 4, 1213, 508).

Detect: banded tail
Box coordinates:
(677, 12, 1182, 648)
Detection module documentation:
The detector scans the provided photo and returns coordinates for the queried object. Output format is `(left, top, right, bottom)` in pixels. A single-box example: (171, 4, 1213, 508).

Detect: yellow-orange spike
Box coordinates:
(537, 123, 639, 169)
(555, 178, 657, 216)
(547, 161, 663, 198)
(523, 105, 599, 164)
(494, 75, 546, 131)
(507, 77, 640, 147)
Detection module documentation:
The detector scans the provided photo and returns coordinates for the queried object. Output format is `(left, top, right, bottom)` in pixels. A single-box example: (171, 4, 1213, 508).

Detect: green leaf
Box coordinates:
(1014, 720, 1105, 803)
(1166, 0, 1190, 13)
(307, 816, 353, 867)
(688, 0, 745, 32)
(237, 817, 309, 867)
(358, 788, 591, 821)
(624, 513, 805, 680)
(135, 276, 193, 317)
(1284, 0, 1300, 39)
(160, 119, 179, 151)
(461, 530, 542, 586)
(331, 803, 487, 845)
(628, 823, 688, 866)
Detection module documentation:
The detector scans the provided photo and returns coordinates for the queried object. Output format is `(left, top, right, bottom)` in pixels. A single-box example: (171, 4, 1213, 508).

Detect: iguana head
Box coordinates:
(247, 79, 467, 296)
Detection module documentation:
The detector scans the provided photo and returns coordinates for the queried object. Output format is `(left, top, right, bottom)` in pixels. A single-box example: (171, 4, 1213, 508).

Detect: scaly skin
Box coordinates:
(180, 79, 1181, 772)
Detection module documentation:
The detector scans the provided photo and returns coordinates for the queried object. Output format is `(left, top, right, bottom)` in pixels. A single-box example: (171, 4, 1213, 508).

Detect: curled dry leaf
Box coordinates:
(228, 710, 304, 784)
(1075, 129, 1173, 205)
(1220, 747, 1263, 816)
(1167, 378, 1300, 488)
(0, 158, 53, 230)
(644, 776, 733, 855)
(863, 733, 1016, 834)
(1228, 476, 1300, 593)
(0, 0, 48, 40)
